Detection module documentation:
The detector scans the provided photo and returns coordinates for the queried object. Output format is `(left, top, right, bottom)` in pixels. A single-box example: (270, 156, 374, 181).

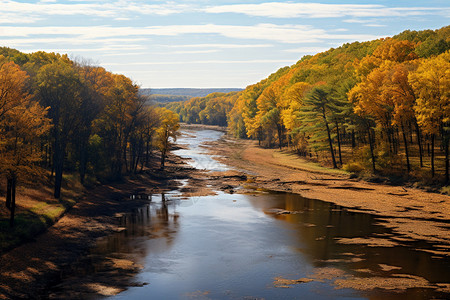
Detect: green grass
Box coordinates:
(0, 213, 47, 253)
(0, 172, 83, 254)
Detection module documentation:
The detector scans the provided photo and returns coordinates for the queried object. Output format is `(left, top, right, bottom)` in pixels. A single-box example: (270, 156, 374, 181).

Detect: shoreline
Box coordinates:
(1, 127, 449, 298)
(0, 154, 190, 299)
(207, 134, 450, 248)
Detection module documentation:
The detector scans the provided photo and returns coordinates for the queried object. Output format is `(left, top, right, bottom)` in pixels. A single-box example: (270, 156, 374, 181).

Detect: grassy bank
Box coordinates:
(0, 173, 84, 254)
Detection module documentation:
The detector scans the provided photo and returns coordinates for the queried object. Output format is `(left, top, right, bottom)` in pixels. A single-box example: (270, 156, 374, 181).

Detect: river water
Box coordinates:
(49, 129, 450, 299)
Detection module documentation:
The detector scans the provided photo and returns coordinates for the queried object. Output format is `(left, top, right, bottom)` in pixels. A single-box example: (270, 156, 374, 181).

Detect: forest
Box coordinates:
(167, 26, 450, 186)
(0, 48, 179, 226)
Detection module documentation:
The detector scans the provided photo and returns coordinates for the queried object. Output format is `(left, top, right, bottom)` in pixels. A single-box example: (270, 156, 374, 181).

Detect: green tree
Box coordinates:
(298, 86, 338, 168)
(36, 59, 83, 198)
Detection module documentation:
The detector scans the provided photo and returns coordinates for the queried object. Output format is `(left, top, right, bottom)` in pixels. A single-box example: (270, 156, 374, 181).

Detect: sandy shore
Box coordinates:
(208, 135, 450, 248)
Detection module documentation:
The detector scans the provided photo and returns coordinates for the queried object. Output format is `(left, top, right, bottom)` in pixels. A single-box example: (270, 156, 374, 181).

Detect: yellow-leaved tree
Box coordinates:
(409, 50, 450, 182)
(155, 107, 180, 170)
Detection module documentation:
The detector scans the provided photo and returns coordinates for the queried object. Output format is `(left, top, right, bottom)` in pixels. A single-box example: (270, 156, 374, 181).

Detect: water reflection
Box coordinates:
(52, 190, 450, 299)
(248, 192, 450, 299)
(93, 194, 180, 259)
(46, 127, 450, 300)
(108, 192, 365, 300)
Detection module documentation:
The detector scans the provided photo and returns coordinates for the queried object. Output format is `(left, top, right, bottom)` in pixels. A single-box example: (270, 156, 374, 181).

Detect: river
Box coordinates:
(47, 129, 450, 299)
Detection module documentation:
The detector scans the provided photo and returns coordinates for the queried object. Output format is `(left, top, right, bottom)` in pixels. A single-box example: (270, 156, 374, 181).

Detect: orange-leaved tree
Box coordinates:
(0, 59, 52, 226)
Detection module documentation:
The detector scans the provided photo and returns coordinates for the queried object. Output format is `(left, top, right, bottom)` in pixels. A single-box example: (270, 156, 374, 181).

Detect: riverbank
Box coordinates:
(0, 154, 189, 299)
(208, 135, 450, 248)
(2, 127, 450, 299)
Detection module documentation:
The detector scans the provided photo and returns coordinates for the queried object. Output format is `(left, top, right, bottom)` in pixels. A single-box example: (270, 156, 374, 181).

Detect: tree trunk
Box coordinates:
(351, 129, 356, 149)
(322, 107, 337, 169)
(160, 149, 166, 170)
(414, 121, 423, 168)
(277, 123, 283, 150)
(134, 139, 142, 173)
(79, 139, 88, 185)
(335, 119, 343, 165)
(123, 143, 129, 173)
(145, 140, 150, 167)
(54, 159, 63, 199)
(53, 136, 65, 199)
(367, 125, 376, 173)
(401, 122, 411, 173)
(431, 134, 435, 178)
(9, 176, 16, 227)
(6, 178, 12, 210)
(387, 127, 394, 154)
(444, 132, 449, 184)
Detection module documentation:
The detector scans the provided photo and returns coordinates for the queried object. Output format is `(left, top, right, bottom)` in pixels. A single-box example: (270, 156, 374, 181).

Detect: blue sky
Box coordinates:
(0, 1, 449, 88)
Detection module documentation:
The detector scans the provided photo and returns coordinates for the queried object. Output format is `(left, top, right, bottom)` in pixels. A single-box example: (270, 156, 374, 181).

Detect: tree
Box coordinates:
(298, 86, 338, 168)
(74, 64, 112, 184)
(256, 87, 284, 149)
(0, 60, 51, 226)
(383, 61, 421, 172)
(409, 51, 450, 182)
(93, 74, 141, 178)
(36, 59, 83, 199)
(155, 108, 179, 170)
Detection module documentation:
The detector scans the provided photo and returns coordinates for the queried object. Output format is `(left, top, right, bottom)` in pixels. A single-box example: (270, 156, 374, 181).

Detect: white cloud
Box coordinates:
(203, 2, 449, 19)
(0, 24, 380, 44)
(0, 13, 42, 24)
(21, 45, 146, 54)
(1, 37, 147, 44)
(344, 18, 388, 28)
(170, 49, 219, 54)
(283, 46, 330, 54)
(0, 0, 190, 24)
(163, 43, 274, 49)
(104, 59, 296, 66)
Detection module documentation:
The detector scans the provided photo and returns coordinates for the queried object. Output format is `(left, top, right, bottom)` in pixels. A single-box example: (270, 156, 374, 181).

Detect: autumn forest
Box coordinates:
(0, 25, 449, 228)
(0, 49, 179, 226)
(167, 26, 450, 187)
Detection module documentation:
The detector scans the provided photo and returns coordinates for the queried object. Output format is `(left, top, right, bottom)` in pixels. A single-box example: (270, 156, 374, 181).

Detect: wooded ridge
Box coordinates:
(166, 26, 450, 187)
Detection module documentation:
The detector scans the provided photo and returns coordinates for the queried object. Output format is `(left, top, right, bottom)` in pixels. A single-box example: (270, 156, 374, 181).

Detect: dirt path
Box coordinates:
(209, 136, 450, 248)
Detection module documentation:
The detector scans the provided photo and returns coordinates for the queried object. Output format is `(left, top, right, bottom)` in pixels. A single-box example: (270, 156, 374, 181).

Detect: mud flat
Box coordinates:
(207, 135, 450, 247)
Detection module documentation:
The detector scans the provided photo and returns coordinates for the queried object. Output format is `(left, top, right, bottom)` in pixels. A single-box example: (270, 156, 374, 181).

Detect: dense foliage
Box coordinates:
(166, 92, 240, 127)
(0, 48, 179, 226)
(168, 26, 450, 184)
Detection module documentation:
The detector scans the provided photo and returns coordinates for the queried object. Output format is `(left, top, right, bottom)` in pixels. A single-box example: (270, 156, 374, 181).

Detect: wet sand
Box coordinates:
(207, 135, 450, 248)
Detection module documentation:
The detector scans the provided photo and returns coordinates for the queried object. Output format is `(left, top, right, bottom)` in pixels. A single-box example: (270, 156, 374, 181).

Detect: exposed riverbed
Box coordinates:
(46, 129, 450, 299)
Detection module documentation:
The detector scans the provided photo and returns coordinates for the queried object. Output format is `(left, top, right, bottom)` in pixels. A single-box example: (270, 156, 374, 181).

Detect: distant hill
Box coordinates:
(140, 88, 243, 99)
(145, 94, 191, 103)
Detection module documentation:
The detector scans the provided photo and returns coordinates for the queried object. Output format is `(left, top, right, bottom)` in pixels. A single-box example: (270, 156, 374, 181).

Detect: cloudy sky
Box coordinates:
(1, 1, 449, 88)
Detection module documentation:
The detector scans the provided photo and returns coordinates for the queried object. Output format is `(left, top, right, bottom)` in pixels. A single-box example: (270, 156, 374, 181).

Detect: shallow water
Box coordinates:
(173, 129, 230, 172)
(49, 130, 450, 299)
